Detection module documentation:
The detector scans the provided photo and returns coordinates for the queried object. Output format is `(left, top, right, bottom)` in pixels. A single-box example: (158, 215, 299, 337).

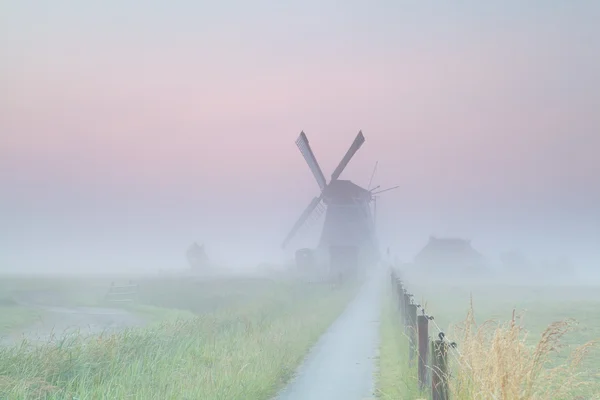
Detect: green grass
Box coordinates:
(0, 275, 147, 336)
(0, 276, 112, 308)
(375, 283, 420, 399)
(0, 275, 297, 335)
(0, 306, 41, 335)
(125, 304, 197, 325)
(0, 277, 104, 335)
(0, 275, 358, 399)
(0, 290, 39, 333)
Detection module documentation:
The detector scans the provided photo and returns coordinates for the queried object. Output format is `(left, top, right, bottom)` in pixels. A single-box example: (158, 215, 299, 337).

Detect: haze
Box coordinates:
(1, 1, 599, 276)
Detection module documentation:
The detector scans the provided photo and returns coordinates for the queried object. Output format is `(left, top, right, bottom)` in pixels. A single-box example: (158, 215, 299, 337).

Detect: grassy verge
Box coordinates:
(375, 284, 420, 399)
(448, 303, 600, 399)
(392, 279, 600, 399)
(0, 278, 358, 399)
(124, 304, 197, 325)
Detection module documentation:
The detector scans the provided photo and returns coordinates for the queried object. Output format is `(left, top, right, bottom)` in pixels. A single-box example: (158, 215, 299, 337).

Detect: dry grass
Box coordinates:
(380, 275, 600, 400)
(446, 297, 600, 400)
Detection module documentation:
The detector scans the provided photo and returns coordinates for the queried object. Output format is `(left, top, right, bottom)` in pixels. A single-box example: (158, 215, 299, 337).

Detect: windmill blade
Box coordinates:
(367, 161, 378, 190)
(281, 195, 323, 249)
(296, 132, 327, 190)
(371, 185, 400, 195)
(306, 203, 326, 228)
(331, 130, 365, 181)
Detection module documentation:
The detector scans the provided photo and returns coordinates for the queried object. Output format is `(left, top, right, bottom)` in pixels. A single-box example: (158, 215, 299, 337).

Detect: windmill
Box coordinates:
(282, 131, 398, 275)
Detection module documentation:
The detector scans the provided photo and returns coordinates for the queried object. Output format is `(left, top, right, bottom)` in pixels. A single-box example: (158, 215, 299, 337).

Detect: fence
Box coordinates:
(105, 280, 139, 303)
(390, 269, 459, 400)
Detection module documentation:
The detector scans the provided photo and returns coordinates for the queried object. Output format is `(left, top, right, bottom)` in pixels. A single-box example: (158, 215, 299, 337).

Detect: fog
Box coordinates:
(1, 1, 599, 280)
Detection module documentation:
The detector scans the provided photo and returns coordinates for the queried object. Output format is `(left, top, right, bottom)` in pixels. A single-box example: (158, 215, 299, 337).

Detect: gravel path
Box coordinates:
(275, 265, 385, 400)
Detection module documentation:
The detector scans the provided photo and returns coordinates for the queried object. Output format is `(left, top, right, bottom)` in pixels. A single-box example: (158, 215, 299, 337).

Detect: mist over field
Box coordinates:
(2, 3, 600, 399)
(1, 1, 599, 280)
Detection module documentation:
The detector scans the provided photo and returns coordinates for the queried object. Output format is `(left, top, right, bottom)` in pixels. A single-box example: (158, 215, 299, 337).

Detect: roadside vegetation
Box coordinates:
(0, 274, 358, 399)
(448, 301, 599, 399)
(377, 277, 600, 399)
(375, 286, 420, 399)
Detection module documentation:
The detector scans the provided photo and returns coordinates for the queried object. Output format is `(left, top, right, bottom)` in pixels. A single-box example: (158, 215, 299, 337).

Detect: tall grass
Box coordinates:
(0, 280, 358, 399)
(378, 279, 600, 400)
(447, 299, 600, 400)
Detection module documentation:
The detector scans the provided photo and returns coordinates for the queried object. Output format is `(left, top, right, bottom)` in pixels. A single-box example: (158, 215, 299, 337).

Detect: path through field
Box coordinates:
(1, 292, 144, 346)
(275, 265, 385, 400)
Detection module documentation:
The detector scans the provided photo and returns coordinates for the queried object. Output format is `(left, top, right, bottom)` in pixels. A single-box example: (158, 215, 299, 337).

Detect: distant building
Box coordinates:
(500, 250, 534, 274)
(413, 236, 487, 275)
(186, 242, 209, 270)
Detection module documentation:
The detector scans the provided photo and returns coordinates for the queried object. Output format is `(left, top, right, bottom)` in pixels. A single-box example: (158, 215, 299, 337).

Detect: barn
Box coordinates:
(413, 236, 487, 276)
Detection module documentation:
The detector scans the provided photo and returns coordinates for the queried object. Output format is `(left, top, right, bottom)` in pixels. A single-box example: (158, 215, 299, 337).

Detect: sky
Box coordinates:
(1, 1, 599, 272)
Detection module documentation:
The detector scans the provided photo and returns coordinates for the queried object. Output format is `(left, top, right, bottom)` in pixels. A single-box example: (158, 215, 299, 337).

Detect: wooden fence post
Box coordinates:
(432, 339, 449, 400)
(403, 293, 410, 332)
(397, 281, 404, 312)
(408, 303, 417, 363)
(417, 314, 429, 390)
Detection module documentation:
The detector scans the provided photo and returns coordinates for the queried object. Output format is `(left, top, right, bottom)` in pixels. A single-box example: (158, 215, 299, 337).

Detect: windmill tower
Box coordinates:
(282, 131, 398, 275)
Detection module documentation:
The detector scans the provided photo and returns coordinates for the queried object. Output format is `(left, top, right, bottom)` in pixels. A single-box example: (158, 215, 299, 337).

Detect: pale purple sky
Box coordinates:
(1, 1, 599, 272)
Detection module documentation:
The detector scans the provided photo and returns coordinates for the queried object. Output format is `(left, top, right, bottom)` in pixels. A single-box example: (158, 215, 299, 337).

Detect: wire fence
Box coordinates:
(390, 268, 499, 400)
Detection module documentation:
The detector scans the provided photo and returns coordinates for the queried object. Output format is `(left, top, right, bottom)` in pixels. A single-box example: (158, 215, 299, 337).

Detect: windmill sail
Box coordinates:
(296, 132, 327, 190)
(281, 195, 323, 249)
(331, 131, 365, 181)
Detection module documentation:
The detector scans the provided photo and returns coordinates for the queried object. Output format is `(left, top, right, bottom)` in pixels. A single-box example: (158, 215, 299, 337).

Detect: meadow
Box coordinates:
(0, 273, 358, 399)
(377, 274, 600, 399)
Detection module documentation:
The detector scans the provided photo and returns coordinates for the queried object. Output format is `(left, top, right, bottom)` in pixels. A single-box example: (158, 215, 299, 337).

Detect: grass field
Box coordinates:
(0, 273, 358, 399)
(377, 273, 600, 399)
(0, 275, 140, 335)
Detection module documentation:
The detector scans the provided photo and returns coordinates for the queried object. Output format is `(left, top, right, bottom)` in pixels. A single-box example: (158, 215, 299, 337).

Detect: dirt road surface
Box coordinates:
(275, 265, 385, 400)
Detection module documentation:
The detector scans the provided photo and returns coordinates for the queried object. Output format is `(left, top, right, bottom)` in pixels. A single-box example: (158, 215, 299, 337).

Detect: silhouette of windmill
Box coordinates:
(282, 131, 398, 272)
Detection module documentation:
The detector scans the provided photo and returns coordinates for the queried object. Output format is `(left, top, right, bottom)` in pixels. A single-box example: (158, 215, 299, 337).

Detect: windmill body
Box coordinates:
(282, 131, 395, 278)
(319, 180, 376, 250)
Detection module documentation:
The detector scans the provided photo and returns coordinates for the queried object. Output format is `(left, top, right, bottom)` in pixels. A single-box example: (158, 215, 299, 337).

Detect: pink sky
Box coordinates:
(1, 1, 599, 271)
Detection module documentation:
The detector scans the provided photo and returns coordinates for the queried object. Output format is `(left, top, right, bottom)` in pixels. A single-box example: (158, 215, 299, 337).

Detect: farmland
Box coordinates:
(3, 269, 599, 400)
(0, 273, 358, 399)
(377, 274, 600, 399)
